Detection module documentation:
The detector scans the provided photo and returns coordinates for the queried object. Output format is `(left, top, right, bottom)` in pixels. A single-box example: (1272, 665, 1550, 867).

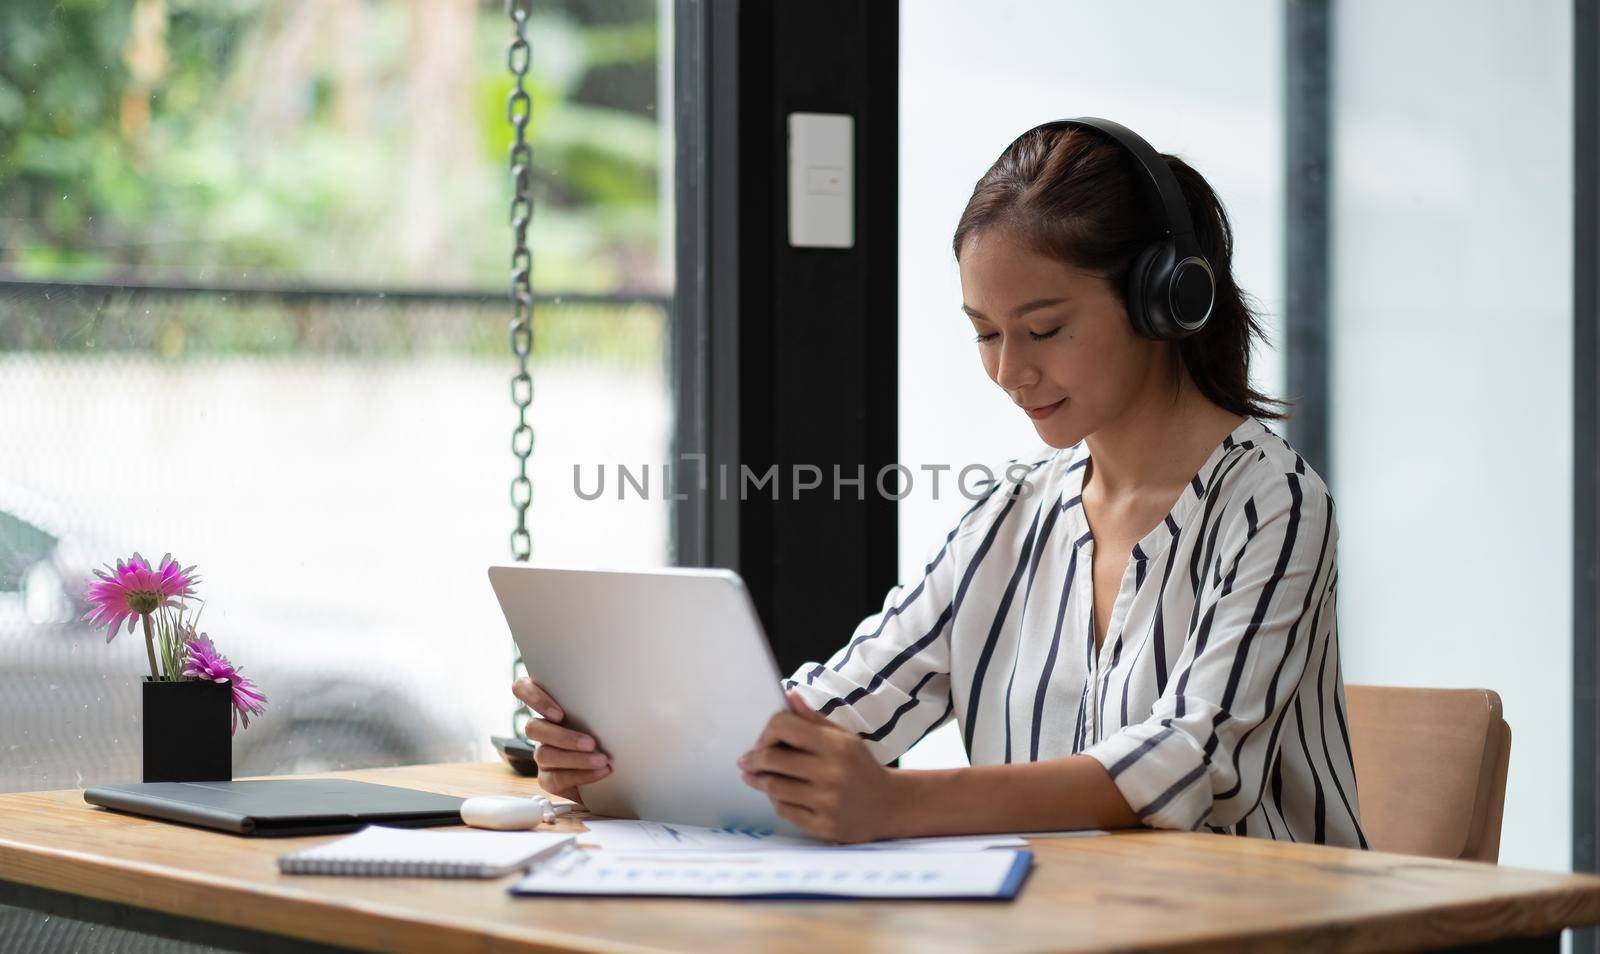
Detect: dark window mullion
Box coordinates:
(1574, 5, 1599, 951)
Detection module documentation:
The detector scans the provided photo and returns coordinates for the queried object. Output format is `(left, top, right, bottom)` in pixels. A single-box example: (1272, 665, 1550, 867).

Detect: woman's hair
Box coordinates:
(951, 124, 1285, 421)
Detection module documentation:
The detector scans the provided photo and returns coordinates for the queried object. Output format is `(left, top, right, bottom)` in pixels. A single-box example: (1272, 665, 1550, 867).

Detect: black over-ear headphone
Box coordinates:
(1003, 117, 1216, 340)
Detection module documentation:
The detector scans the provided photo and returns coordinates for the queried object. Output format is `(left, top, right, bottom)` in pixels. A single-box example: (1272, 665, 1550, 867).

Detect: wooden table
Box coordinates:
(1, 761, 1598, 953)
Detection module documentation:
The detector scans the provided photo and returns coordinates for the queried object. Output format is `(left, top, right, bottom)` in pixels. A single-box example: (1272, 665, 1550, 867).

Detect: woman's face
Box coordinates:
(957, 229, 1168, 449)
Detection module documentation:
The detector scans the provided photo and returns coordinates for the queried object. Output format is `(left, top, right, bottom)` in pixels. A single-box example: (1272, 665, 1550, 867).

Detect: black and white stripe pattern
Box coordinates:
(784, 417, 1366, 847)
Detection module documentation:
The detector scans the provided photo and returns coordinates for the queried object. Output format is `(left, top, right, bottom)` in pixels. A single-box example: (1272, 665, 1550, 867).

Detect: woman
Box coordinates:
(513, 119, 1367, 849)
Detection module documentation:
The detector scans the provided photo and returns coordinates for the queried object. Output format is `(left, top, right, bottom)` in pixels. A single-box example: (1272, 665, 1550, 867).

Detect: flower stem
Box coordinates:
(141, 613, 160, 680)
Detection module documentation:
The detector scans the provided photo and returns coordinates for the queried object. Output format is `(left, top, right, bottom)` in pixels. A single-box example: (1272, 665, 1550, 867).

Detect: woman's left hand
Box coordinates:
(738, 689, 906, 843)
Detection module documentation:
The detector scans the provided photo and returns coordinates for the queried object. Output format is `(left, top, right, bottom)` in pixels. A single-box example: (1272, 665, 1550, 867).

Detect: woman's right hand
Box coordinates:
(511, 677, 612, 802)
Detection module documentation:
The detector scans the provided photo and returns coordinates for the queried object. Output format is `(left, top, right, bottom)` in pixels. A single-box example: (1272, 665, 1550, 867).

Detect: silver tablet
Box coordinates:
(487, 564, 804, 836)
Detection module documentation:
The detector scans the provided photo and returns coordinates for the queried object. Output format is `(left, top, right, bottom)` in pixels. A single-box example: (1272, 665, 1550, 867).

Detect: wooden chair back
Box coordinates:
(1344, 684, 1511, 863)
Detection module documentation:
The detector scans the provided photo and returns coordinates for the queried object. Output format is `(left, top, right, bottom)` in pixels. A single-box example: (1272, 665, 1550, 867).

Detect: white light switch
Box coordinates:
(788, 113, 854, 248)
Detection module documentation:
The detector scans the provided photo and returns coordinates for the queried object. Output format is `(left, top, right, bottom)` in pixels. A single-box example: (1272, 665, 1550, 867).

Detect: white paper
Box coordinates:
(864, 834, 1028, 850)
(574, 819, 1104, 853)
(511, 848, 1028, 899)
(575, 819, 816, 851)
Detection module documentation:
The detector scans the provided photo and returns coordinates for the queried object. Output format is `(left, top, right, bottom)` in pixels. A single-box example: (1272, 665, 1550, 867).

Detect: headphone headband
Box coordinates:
(1004, 116, 1201, 257)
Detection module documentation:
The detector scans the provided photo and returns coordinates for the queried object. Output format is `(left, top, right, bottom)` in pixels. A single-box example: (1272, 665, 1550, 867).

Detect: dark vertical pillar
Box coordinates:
(1284, 0, 1332, 483)
(672, 0, 899, 676)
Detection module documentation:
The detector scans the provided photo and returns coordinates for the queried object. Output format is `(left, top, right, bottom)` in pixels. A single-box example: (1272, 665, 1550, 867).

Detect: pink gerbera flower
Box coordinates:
(183, 634, 268, 735)
(82, 552, 200, 643)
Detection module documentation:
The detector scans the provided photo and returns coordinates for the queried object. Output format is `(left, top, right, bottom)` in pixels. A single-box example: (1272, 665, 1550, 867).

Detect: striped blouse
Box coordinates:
(783, 416, 1366, 848)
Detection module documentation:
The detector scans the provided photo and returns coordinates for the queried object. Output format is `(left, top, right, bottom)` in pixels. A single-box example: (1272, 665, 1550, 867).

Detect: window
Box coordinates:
(0, 0, 674, 791)
(896, 0, 1285, 768)
(1327, 0, 1573, 873)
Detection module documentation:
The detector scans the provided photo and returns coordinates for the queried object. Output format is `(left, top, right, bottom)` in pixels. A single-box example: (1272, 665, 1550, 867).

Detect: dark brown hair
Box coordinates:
(951, 124, 1285, 421)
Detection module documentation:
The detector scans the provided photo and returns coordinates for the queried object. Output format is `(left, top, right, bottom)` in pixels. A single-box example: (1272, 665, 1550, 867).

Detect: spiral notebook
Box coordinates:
(278, 824, 575, 878)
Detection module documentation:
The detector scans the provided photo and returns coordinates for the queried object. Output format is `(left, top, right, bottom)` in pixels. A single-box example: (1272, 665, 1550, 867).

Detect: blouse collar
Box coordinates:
(1058, 416, 1268, 564)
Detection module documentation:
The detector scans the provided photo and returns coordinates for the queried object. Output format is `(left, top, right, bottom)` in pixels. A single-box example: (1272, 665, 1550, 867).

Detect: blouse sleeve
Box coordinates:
(1080, 469, 1339, 831)
(782, 477, 1010, 764)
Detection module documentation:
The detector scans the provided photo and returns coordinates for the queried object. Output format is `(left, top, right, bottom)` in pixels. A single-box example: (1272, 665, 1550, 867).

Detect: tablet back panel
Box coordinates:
(488, 565, 800, 836)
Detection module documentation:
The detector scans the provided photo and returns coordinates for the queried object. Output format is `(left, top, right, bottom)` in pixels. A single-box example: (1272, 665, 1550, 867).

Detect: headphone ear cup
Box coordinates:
(1123, 241, 1176, 340)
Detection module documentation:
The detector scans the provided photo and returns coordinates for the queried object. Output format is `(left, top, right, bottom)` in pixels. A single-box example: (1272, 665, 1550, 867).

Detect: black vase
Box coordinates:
(142, 678, 232, 783)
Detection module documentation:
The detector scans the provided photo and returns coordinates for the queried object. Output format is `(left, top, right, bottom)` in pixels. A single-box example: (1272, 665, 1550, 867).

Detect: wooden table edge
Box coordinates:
(8, 824, 1600, 954)
(0, 826, 660, 954)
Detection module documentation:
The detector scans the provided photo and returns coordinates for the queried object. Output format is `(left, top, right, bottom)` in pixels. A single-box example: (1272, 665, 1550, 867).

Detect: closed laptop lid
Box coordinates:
(84, 779, 464, 836)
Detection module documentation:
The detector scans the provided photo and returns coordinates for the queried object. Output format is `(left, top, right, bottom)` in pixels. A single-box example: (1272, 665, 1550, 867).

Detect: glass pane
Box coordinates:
(0, 0, 673, 792)
(896, 0, 1285, 767)
(1329, 0, 1572, 872)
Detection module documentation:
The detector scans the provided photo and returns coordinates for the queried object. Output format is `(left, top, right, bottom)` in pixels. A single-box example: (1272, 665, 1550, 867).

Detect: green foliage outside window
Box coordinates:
(0, 0, 665, 297)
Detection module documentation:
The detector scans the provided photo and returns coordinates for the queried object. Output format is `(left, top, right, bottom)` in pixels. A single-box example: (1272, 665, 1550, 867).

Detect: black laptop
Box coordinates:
(83, 779, 465, 836)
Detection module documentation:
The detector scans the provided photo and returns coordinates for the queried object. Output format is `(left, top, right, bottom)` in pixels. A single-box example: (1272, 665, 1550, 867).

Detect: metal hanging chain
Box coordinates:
(507, 0, 536, 735)
(507, 0, 535, 563)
